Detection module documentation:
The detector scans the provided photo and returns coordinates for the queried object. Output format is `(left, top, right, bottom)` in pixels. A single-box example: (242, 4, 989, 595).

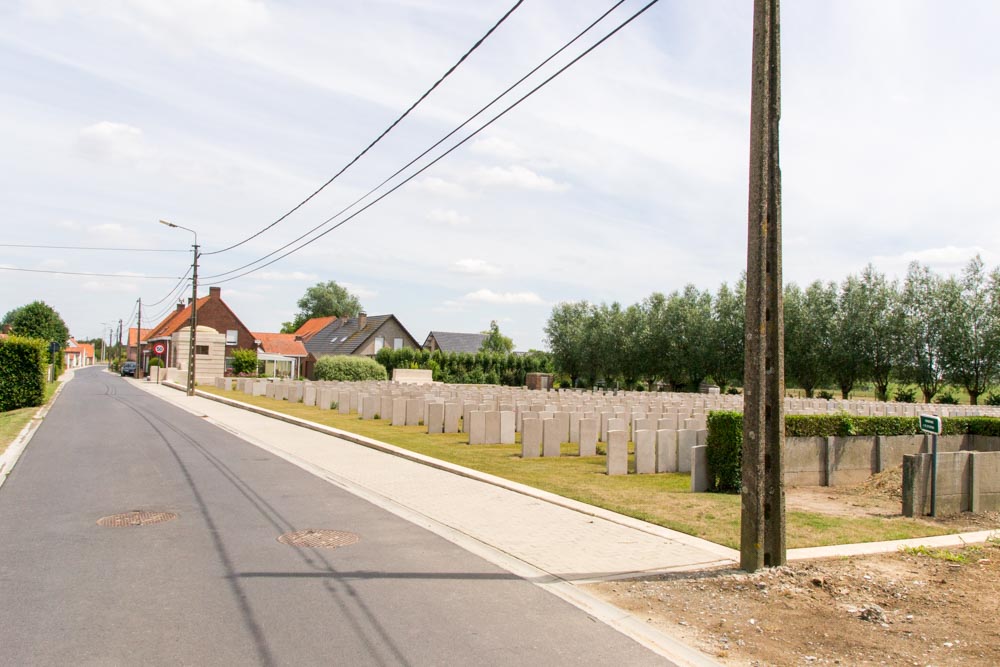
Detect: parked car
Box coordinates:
(120, 361, 137, 377)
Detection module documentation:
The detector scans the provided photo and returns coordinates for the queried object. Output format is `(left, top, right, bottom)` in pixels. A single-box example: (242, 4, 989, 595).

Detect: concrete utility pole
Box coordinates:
(136, 298, 143, 379)
(159, 220, 199, 397)
(741, 0, 785, 571)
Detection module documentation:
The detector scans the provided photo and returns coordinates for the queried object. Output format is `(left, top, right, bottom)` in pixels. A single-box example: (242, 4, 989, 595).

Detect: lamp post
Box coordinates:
(159, 219, 199, 396)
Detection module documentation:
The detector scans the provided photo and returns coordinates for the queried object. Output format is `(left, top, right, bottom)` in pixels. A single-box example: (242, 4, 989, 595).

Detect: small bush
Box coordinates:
(0, 335, 47, 411)
(230, 348, 258, 376)
(893, 385, 917, 403)
(726, 386, 741, 395)
(314, 355, 388, 382)
(148, 357, 163, 368)
(935, 391, 959, 405)
(985, 392, 1000, 407)
(705, 411, 742, 492)
(816, 390, 835, 400)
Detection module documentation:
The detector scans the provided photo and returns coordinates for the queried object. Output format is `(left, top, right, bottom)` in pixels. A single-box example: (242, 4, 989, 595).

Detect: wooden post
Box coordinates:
(741, 0, 785, 571)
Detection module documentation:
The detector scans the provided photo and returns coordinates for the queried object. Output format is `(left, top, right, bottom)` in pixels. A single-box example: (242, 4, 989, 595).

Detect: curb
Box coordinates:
(0, 370, 73, 492)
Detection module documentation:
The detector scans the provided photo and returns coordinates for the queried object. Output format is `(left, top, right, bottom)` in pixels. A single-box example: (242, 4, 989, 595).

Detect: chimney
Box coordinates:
(176, 302, 186, 312)
(358, 312, 367, 330)
(209, 286, 221, 298)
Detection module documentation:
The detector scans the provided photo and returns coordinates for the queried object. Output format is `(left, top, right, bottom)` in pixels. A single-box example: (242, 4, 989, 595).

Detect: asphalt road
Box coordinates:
(0, 367, 668, 666)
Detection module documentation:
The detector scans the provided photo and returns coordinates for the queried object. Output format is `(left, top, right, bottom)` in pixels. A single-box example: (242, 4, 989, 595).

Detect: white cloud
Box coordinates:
(39, 258, 68, 269)
(257, 270, 318, 281)
(89, 223, 124, 235)
(411, 176, 466, 198)
(425, 208, 470, 226)
(470, 136, 525, 161)
(461, 289, 543, 305)
(468, 165, 568, 193)
(340, 281, 378, 300)
(81, 280, 138, 293)
(76, 122, 147, 162)
(451, 259, 501, 276)
(871, 246, 997, 279)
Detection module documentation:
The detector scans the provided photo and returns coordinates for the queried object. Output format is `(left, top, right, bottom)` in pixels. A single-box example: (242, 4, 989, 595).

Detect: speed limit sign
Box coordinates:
(153, 343, 165, 355)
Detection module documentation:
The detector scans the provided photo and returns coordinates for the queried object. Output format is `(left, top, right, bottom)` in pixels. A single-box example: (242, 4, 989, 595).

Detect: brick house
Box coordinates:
(142, 287, 255, 378)
(423, 331, 486, 354)
(295, 312, 420, 379)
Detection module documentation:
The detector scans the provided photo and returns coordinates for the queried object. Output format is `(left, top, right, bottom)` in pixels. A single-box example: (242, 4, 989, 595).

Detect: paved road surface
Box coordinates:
(0, 367, 669, 665)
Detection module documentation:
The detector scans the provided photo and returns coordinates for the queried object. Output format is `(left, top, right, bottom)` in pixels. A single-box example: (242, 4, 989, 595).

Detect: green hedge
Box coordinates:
(374, 348, 553, 386)
(705, 412, 742, 492)
(0, 336, 47, 411)
(314, 355, 388, 382)
(705, 411, 1000, 494)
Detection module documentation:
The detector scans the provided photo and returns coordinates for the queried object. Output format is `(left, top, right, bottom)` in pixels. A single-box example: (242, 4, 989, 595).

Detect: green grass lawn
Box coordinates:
(0, 382, 60, 456)
(201, 386, 957, 550)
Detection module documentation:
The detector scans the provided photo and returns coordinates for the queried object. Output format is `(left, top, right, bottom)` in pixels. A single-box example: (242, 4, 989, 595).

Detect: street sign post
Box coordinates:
(919, 414, 942, 516)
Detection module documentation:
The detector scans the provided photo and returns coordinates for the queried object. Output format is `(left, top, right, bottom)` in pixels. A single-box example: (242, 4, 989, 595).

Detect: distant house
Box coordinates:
(296, 312, 420, 378)
(253, 332, 309, 379)
(127, 327, 152, 363)
(423, 331, 486, 354)
(142, 287, 255, 381)
(63, 338, 95, 368)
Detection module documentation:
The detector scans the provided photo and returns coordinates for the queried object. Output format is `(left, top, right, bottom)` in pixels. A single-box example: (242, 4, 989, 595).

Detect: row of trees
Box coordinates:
(544, 256, 1000, 404)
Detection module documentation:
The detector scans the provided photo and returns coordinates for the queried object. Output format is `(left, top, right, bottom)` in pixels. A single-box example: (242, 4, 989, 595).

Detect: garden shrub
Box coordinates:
(985, 392, 1000, 407)
(230, 348, 258, 376)
(314, 355, 387, 382)
(0, 335, 47, 411)
(816, 390, 835, 400)
(148, 357, 163, 368)
(893, 385, 917, 403)
(936, 391, 959, 405)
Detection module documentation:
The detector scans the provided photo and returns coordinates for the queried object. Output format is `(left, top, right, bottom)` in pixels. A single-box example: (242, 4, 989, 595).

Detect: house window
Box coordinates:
(374, 336, 384, 352)
(226, 330, 238, 345)
(393, 337, 403, 350)
(195, 345, 209, 355)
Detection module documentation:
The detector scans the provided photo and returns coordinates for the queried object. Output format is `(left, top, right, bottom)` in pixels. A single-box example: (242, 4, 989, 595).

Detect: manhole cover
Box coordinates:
(97, 511, 178, 527)
(278, 529, 359, 549)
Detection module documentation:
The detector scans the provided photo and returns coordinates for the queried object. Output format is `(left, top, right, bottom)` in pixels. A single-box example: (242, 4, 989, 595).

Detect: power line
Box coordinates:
(0, 266, 182, 279)
(143, 267, 193, 307)
(0, 243, 188, 252)
(206, 0, 660, 286)
(204, 0, 630, 282)
(203, 0, 525, 258)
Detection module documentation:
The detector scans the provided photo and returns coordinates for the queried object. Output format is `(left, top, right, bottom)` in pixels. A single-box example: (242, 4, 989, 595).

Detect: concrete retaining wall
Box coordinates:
(902, 450, 1000, 516)
(784, 434, 998, 488)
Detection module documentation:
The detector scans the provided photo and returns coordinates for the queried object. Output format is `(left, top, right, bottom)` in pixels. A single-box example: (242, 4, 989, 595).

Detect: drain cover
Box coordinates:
(97, 511, 178, 527)
(278, 529, 359, 549)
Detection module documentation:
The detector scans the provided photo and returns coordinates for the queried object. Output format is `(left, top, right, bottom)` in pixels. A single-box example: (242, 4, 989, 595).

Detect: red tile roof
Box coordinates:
(129, 327, 153, 346)
(145, 298, 209, 340)
(293, 316, 337, 341)
(253, 332, 308, 357)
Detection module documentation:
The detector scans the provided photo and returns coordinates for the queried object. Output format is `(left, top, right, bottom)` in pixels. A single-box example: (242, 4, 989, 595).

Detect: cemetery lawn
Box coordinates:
(0, 381, 59, 456)
(200, 387, 959, 550)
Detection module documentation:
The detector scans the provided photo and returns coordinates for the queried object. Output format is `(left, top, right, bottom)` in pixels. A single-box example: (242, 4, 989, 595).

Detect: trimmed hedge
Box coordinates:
(374, 347, 553, 386)
(705, 411, 1000, 493)
(705, 412, 742, 492)
(314, 355, 388, 382)
(0, 335, 47, 411)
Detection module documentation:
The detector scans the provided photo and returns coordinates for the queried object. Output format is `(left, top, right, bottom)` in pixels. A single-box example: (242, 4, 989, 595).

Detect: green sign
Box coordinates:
(919, 414, 942, 435)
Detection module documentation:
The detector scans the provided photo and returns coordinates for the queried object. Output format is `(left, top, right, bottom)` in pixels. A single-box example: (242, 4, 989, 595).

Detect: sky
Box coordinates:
(2, 0, 999, 351)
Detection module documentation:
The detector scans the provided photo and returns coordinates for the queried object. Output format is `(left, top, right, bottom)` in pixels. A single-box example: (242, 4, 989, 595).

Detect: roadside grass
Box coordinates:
(0, 382, 60, 456)
(200, 386, 956, 550)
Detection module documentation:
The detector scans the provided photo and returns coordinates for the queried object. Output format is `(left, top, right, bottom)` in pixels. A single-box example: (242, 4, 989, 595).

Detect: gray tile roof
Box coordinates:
(424, 331, 486, 354)
(302, 315, 393, 357)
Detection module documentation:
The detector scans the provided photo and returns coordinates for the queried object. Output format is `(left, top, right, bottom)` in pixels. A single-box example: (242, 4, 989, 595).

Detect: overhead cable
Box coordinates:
(206, 0, 660, 286)
(202, 0, 525, 257)
(203, 0, 631, 281)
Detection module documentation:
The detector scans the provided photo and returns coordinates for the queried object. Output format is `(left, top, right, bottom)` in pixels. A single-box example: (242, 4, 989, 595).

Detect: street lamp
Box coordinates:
(159, 219, 199, 396)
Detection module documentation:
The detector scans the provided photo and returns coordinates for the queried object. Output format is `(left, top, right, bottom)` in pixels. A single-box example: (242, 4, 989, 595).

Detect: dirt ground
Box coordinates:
(587, 474, 1000, 666)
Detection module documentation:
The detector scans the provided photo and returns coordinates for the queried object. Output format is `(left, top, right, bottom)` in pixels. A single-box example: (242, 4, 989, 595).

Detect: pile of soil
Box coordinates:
(589, 534, 1000, 665)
